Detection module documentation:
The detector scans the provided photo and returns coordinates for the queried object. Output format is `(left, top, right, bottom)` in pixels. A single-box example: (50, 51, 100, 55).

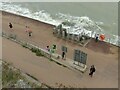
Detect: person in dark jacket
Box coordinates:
(9, 23, 13, 30)
(95, 36, 98, 42)
(95, 34, 99, 42)
(62, 51, 66, 60)
(89, 65, 96, 77)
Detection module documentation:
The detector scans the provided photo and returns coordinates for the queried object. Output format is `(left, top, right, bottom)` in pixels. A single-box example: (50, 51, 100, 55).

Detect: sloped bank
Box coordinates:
(2, 61, 49, 88)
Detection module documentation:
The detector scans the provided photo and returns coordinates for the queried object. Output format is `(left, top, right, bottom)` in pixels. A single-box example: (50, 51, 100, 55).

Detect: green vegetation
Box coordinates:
(2, 61, 47, 88)
(31, 48, 44, 56)
(22, 44, 68, 69)
(8, 34, 17, 40)
(49, 58, 53, 61)
(22, 43, 28, 48)
(31, 47, 38, 53)
(2, 62, 22, 88)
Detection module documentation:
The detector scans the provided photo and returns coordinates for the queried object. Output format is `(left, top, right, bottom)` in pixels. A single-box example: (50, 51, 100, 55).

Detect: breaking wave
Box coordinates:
(1, 2, 119, 47)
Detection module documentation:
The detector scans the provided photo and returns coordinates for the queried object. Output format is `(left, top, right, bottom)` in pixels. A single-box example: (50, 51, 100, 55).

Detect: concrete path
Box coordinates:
(3, 38, 118, 88)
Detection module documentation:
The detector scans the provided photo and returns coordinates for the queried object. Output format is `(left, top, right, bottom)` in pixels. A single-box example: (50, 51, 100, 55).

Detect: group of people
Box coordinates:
(9, 22, 96, 78)
(46, 45, 96, 77)
(9, 22, 32, 37)
(45, 45, 66, 60)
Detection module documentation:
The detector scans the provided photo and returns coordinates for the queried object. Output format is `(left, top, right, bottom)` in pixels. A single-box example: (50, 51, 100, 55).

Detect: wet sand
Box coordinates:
(2, 11, 118, 88)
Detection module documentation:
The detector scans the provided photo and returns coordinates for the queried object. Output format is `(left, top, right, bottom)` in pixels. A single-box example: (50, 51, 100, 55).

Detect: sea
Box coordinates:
(0, 2, 119, 46)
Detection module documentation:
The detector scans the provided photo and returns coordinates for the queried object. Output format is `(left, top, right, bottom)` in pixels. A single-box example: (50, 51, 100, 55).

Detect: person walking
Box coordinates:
(95, 34, 99, 42)
(89, 65, 96, 77)
(46, 46, 50, 52)
(62, 51, 66, 60)
(25, 26, 28, 32)
(28, 30, 32, 37)
(9, 23, 13, 30)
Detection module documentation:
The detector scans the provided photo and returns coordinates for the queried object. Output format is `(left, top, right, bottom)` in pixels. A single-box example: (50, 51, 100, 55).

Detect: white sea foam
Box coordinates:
(1, 2, 119, 47)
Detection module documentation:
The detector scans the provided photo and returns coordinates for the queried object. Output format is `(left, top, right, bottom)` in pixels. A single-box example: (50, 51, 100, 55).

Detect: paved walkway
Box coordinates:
(2, 33, 87, 73)
(3, 37, 118, 88)
(2, 12, 118, 88)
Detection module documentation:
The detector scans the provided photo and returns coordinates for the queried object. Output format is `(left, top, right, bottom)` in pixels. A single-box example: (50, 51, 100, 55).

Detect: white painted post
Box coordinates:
(62, 30, 65, 38)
